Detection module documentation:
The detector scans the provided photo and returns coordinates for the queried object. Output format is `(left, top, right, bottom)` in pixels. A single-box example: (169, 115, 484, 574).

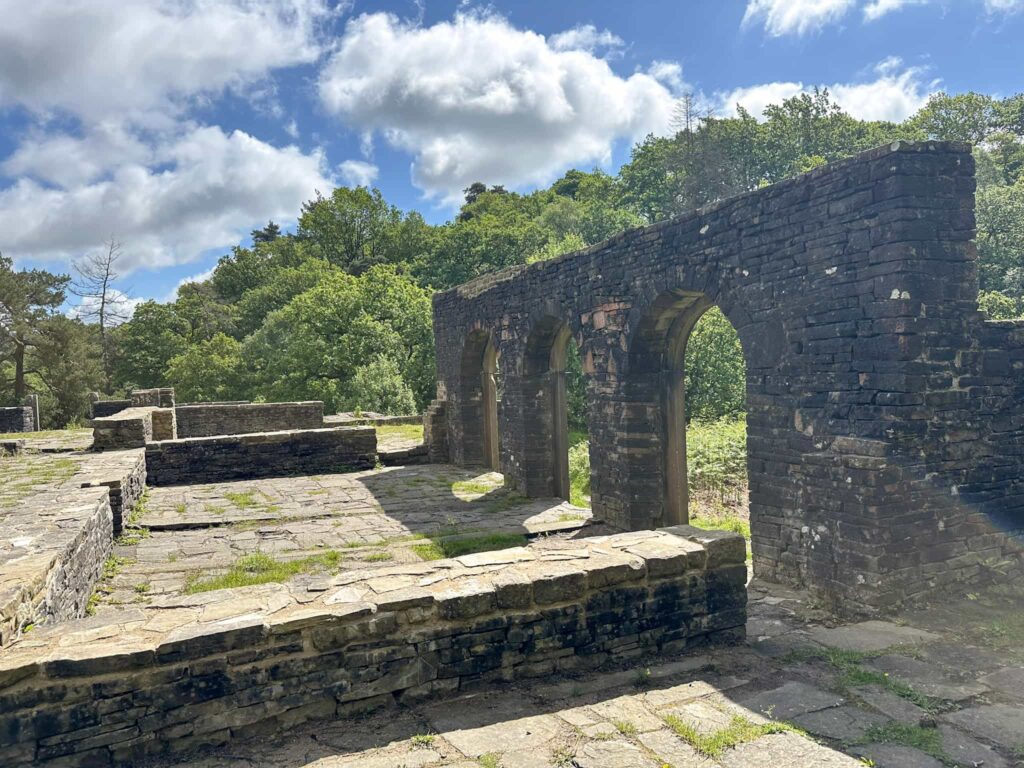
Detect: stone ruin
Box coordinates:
(430, 140, 1024, 614)
(0, 140, 1021, 766)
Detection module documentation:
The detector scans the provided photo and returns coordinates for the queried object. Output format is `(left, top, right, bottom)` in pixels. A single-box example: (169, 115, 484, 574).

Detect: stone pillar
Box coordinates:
(25, 394, 40, 431)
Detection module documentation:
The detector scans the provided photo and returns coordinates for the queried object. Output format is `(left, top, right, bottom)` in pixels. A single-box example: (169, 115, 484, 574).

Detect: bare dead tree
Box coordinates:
(71, 236, 131, 389)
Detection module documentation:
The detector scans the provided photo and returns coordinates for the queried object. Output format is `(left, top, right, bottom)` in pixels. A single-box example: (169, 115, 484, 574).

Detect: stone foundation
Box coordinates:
(144, 426, 377, 486)
(0, 406, 34, 433)
(174, 401, 325, 438)
(0, 527, 746, 766)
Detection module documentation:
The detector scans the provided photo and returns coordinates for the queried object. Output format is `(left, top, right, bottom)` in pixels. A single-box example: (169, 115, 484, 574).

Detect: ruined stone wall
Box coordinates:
(0, 406, 34, 433)
(90, 407, 154, 450)
(174, 401, 325, 438)
(0, 488, 112, 647)
(145, 426, 376, 485)
(432, 140, 1023, 613)
(0, 527, 746, 766)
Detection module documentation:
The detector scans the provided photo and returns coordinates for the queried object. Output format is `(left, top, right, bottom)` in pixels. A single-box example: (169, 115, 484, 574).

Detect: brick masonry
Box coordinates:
(0, 527, 746, 766)
(431, 141, 1024, 614)
(0, 406, 34, 433)
(174, 401, 325, 438)
(144, 426, 377, 486)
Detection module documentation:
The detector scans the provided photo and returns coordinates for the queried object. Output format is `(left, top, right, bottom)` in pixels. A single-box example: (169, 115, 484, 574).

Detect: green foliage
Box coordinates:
(346, 357, 417, 415)
(568, 440, 591, 508)
(165, 333, 245, 402)
(684, 308, 746, 421)
(978, 290, 1022, 320)
(686, 418, 747, 499)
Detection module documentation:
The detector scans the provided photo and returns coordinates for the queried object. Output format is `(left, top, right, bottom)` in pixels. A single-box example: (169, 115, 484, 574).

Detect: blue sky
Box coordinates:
(0, 0, 1021, 307)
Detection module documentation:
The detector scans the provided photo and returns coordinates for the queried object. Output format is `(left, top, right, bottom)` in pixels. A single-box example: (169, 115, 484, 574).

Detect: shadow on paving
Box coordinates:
(139, 581, 1024, 768)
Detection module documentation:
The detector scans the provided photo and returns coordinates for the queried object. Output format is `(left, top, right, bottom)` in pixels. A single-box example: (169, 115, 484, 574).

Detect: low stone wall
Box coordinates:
(151, 407, 176, 441)
(131, 388, 175, 408)
(379, 443, 429, 466)
(77, 450, 147, 534)
(325, 413, 422, 427)
(0, 487, 112, 648)
(0, 527, 746, 765)
(0, 406, 34, 433)
(90, 407, 154, 450)
(145, 426, 377, 485)
(1, 450, 147, 647)
(175, 401, 325, 438)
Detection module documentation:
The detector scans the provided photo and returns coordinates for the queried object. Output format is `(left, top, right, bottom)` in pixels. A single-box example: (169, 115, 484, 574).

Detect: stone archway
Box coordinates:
(521, 315, 575, 499)
(459, 329, 500, 470)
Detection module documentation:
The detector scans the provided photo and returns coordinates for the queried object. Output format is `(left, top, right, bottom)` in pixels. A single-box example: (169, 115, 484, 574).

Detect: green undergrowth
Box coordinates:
(664, 713, 800, 758)
(784, 646, 942, 712)
(183, 550, 342, 593)
(412, 532, 528, 561)
(0, 428, 90, 441)
(115, 491, 152, 545)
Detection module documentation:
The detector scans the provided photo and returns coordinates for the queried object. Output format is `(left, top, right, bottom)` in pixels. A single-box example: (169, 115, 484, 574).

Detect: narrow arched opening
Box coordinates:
(522, 317, 585, 500)
(627, 289, 748, 531)
(460, 329, 500, 470)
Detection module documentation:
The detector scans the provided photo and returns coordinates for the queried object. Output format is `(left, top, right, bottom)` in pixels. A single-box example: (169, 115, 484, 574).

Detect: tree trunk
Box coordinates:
(13, 337, 25, 400)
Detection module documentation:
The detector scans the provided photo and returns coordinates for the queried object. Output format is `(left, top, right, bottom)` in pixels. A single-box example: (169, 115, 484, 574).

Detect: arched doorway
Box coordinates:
(460, 329, 500, 470)
(628, 289, 748, 528)
(522, 317, 584, 500)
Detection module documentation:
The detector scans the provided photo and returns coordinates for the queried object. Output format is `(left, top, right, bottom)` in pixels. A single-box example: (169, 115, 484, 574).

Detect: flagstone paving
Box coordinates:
(93, 464, 595, 609)
(140, 577, 1024, 768)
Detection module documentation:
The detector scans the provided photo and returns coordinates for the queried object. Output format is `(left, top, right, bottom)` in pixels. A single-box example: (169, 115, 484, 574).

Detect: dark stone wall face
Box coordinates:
(174, 401, 325, 438)
(145, 426, 377, 486)
(0, 406, 34, 433)
(431, 140, 1024, 613)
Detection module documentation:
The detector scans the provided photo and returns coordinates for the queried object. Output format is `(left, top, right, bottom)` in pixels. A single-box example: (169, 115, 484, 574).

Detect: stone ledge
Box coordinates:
(0, 528, 747, 765)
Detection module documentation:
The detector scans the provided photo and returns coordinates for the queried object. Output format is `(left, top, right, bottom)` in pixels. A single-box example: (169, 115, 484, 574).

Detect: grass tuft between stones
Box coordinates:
(860, 722, 947, 762)
(664, 713, 800, 758)
(184, 551, 342, 594)
(411, 532, 528, 561)
(783, 646, 942, 712)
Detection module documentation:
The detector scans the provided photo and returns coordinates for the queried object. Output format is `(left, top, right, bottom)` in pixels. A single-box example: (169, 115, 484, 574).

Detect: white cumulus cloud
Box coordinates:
(719, 59, 935, 122)
(317, 12, 678, 202)
(0, 0, 335, 125)
(745, 0, 1024, 34)
(743, 0, 858, 36)
(549, 25, 624, 53)
(338, 160, 380, 188)
(0, 127, 331, 272)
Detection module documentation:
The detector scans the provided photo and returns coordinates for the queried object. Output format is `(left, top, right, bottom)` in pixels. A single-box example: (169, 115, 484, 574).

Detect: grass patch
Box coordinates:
(664, 713, 799, 758)
(184, 551, 342, 593)
(861, 723, 947, 762)
(411, 532, 527, 561)
(478, 754, 501, 768)
(224, 491, 260, 509)
(365, 551, 393, 562)
(612, 720, 638, 738)
(451, 480, 498, 496)
(0, 428, 89, 440)
(785, 647, 941, 712)
(376, 424, 424, 442)
(410, 734, 434, 748)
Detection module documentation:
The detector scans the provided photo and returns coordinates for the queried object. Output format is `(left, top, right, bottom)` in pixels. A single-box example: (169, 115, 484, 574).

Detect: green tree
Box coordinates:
(978, 290, 1020, 320)
(345, 356, 417, 414)
(684, 308, 746, 422)
(111, 301, 190, 389)
(165, 333, 246, 402)
(0, 254, 69, 402)
(29, 316, 104, 427)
